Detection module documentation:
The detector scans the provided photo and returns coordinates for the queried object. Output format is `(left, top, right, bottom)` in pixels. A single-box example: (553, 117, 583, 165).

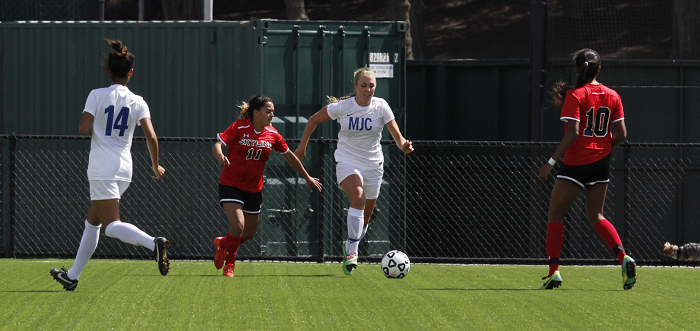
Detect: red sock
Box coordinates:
(218, 234, 228, 250)
(224, 233, 242, 265)
(594, 219, 625, 264)
(546, 222, 564, 277)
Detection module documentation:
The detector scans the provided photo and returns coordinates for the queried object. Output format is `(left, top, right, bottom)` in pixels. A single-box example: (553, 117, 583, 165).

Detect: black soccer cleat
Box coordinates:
(154, 237, 170, 276)
(50, 267, 78, 291)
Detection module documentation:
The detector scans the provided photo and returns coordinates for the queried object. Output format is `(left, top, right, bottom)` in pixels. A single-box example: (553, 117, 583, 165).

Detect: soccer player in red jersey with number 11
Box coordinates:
(538, 49, 636, 290)
(212, 95, 322, 277)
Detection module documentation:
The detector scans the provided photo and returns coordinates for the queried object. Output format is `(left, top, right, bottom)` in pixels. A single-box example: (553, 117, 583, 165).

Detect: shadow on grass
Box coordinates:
(123, 274, 342, 278)
(0, 290, 63, 293)
(234, 274, 341, 278)
(417, 288, 620, 292)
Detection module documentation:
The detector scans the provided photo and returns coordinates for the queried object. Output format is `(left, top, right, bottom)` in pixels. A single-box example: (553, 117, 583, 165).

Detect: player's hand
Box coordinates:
(294, 146, 306, 161)
(218, 155, 230, 167)
(538, 163, 553, 181)
(152, 165, 166, 180)
(306, 177, 322, 192)
(401, 140, 414, 154)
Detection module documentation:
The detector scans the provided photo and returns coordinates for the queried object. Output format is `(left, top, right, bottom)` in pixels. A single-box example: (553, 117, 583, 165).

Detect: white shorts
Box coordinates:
(89, 180, 130, 201)
(335, 161, 383, 200)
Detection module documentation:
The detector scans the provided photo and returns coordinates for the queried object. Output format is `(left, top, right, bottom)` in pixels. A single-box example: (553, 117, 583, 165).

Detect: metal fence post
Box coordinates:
(8, 133, 17, 257)
(622, 142, 630, 253)
(316, 139, 326, 263)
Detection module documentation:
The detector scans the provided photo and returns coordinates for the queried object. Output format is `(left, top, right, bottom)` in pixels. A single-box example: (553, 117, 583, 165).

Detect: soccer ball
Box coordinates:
(381, 250, 410, 278)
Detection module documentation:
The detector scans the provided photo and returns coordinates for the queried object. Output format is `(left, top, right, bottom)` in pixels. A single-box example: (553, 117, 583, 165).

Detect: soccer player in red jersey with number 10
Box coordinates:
(212, 95, 322, 277)
(538, 49, 636, 290)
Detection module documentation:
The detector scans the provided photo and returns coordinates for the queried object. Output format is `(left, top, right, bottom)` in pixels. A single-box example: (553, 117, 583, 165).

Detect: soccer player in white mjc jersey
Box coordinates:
(51, 39, 170, 291)
(295, 67, 414, 275)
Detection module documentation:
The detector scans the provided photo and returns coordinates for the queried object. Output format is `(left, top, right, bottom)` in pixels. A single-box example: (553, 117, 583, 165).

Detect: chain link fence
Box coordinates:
(1, 135, 698, 266)
(1, 0, 83, 21)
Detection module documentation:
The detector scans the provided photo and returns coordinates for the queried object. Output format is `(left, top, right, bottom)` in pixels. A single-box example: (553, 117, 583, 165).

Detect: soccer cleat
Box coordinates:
(154, 237, 170, 276)
(341, 241, 357, 275)
(222, 263, 235, 277)
(214, 237, 225, 269)
(622, 255, 637, 290)
(343, 253, 358, 275)
(538, 270, 562, 289)
(50, 267, 78, 291)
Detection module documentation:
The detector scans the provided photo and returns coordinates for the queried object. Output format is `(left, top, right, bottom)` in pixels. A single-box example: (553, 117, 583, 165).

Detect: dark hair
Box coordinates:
(549, 48, 601, 108)
(238, 95, 273, 120)
(105, 39, 134, 78)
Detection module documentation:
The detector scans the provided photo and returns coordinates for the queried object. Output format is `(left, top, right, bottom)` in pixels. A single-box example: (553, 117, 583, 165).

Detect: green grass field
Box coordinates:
(1, 259, 697, 330)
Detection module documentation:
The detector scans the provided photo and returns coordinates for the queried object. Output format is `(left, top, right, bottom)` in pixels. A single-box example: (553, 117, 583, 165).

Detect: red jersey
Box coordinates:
(560, 83, 624, 165)
(217, 119, 289, 192)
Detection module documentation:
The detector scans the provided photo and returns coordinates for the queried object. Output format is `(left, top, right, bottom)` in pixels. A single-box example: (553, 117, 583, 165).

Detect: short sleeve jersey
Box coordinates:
(217, 119, 290, 193)
(326, 96, 395, 168)
(84, 84, 151, 181)
(560, 83, 624, 165)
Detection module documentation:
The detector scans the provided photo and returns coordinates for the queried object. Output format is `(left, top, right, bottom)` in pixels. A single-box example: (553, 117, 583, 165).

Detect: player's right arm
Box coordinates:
(539, 119, 579, 181)
(212, 141, 230, 167)
(213, 124, 235, 167)
(294, 106, 331, 160)
(79, 91, 97, 136)
(78, 112, 94, 136)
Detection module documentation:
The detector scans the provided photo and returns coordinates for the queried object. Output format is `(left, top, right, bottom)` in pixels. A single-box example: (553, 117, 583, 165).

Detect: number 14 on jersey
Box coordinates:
(104, 105, 130, 136)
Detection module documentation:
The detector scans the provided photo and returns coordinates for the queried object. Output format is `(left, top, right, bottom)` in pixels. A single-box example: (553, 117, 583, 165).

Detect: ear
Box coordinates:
(128, 68, 134, 77)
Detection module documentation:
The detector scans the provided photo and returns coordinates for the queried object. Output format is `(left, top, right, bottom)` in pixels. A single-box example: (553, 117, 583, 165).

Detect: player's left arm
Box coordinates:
(386, 119, 413, 154)
(140, 117, 165, 180)
(611, 97, 626, 146)
(611, 119, 627, 146)
(281, 151, 322, 192)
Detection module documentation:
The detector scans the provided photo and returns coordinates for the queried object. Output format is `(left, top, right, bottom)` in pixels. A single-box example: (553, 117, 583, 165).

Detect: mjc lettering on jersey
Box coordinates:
(239, 139, 272, 149)
(349, 117, 373, 131)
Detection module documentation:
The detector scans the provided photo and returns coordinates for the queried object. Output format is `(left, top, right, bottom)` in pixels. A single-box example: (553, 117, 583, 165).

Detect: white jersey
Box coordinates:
(83, 84, 150, 181)
(326, 96, 395, 168)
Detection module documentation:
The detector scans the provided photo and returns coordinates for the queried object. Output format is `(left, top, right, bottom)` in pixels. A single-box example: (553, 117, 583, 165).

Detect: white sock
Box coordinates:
(67, 220, 101, 280)
(105, 220, 156, 251)
(359, 224, 369, 241)
(346, 207, 364, 255)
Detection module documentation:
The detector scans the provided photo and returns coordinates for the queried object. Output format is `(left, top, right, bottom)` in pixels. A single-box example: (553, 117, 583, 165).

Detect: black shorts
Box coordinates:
(556, 153, 612, 188)
(219, 184, 262, 215)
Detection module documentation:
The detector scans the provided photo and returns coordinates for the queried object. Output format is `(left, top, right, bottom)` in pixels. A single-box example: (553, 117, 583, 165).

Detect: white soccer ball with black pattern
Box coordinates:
(381, 250, 410, 278)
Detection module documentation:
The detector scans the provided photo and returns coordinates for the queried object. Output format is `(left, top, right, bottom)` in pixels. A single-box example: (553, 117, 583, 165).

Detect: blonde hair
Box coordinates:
(327, 67, 376, 104)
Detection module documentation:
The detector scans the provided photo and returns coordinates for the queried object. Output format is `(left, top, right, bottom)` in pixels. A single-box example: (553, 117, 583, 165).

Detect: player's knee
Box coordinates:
(349, 196, 366, 209)
(587, 213, 605, 226)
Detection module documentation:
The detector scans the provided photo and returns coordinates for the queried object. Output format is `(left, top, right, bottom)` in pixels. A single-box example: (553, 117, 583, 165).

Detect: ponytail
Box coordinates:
(238, 95, 273, 120)
(548, 48, 601, 108)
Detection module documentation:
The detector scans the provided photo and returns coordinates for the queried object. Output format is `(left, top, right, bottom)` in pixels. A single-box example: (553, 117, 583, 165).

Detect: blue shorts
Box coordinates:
(556, 153, 611, 188)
